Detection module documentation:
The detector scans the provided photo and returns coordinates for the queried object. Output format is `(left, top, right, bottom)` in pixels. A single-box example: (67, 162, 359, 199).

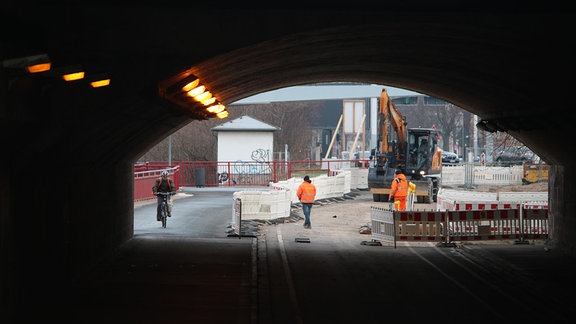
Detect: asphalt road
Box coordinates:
(134, 190, 237, 238)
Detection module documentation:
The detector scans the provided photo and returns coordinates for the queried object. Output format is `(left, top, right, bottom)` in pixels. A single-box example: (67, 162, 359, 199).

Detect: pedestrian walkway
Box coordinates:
(66, 236, 256, 323)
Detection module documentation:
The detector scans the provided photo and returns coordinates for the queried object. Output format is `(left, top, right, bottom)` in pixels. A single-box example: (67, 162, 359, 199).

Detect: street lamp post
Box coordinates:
(168, 135, 172, 166)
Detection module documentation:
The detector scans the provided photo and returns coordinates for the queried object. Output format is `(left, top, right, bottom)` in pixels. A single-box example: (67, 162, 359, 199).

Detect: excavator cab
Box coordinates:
(405, 129, 442, 179)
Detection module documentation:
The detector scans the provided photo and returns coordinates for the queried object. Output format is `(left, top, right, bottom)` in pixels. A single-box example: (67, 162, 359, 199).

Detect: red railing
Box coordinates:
(134, 159, 367, 198)
(134, 164, 181, 201)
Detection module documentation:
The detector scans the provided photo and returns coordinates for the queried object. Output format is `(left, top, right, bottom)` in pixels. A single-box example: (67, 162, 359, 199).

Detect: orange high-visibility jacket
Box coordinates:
(297, 181, 317, 204)
(390, 173, 409, 198)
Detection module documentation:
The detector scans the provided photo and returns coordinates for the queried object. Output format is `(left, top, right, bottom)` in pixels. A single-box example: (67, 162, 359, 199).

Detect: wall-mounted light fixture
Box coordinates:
(216, 110, 229, 119)
(2, 55, 111, 90)
(206, 103, 226, 114)
(48, 64, 86, 81)
(2, 54, 52, 74)
(27, 62, 51, 73)
(158, 71, 229, 120)
(63, 71, 85, 81)
(59, 65, 85, 82)
(87, 74, 111, 88)
(61, 68, 110, 88)
(90, 79, 110, 88)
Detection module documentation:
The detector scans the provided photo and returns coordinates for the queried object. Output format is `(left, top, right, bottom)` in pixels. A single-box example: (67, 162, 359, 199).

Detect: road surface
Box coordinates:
(64, 188, 575, 323)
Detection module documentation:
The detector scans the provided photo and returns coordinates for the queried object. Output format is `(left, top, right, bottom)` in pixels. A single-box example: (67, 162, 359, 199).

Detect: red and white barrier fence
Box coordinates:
(371, 204, 548, 246)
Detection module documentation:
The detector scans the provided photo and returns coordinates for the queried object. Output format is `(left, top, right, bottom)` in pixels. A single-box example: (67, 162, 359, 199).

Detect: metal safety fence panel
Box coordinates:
(370, 207, 396, 247)
(446, 209, 521, 241)
(370, 205, 549, 245)
(521, 207, 549, 239)
(395, 210, 446, 242)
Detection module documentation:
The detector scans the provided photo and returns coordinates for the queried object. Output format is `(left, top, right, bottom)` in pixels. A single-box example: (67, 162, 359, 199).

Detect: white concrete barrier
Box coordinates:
(235, 171, 352, 221)
(341, 167, 368, 190)
(232, 189, 292, 220)
(437, 188, 548, 211)
(441, 165, 523, 186)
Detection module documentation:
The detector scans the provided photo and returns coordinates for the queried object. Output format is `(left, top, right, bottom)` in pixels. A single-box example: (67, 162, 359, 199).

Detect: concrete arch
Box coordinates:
(2, 3, 575, 314)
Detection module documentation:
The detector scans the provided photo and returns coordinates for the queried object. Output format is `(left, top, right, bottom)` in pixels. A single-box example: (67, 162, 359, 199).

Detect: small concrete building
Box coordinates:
(211, 115, 280, 163)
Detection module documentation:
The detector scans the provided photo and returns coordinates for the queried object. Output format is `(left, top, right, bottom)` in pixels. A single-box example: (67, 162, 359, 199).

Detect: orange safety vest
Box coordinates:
(390, 173, 409, 198)
(297, 181, 317, 204)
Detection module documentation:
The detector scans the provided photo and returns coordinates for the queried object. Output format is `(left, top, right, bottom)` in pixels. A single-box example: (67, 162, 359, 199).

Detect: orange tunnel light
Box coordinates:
(27, 62, 51, 73)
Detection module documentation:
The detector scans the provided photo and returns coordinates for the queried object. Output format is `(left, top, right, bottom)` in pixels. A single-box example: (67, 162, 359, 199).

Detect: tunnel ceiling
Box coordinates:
(2, 3, 574, 164)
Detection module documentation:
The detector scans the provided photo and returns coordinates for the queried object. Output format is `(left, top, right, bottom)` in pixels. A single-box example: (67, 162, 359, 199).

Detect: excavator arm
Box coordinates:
(379, 88, 407, 160)
(370, 87, 441, 204)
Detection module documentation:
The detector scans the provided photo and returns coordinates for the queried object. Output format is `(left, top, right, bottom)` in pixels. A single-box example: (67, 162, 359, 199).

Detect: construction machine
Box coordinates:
(522, 162, 548, 184)
(368, 88, 443, 203)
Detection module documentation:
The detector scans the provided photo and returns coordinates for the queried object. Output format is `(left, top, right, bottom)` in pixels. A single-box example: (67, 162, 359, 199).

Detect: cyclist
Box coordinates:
(152, 170, 176, 221)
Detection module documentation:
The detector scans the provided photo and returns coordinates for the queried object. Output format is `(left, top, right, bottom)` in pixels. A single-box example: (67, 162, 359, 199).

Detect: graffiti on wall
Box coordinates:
(218, 148, 272, 184)
(251, 148, 269, 162)
(234, 148, 271, 175)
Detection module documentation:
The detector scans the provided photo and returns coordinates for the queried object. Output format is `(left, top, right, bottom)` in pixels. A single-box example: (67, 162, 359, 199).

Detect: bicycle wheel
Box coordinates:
(161, 202, 168, 228)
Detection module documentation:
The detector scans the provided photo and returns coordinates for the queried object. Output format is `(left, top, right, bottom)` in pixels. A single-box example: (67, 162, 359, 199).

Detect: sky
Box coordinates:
(231, 84, 421, 105)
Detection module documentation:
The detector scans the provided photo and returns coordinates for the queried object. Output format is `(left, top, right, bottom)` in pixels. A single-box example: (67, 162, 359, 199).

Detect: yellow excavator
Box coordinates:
(368, 88, 443, 203)
(523, 162, 548, 184)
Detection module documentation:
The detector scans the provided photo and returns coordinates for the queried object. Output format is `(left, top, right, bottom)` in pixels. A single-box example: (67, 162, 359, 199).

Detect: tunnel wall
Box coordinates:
(549, 165, 576, 255)
(0, 158, 134, 315)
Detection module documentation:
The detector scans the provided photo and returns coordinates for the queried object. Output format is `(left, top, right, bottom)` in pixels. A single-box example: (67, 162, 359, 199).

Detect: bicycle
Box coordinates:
(156, 192, 172, 228)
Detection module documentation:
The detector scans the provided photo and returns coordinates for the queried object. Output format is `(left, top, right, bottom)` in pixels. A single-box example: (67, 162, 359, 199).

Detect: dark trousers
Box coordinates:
(156, 195, 171, 219)
(302, 203, 313, 226)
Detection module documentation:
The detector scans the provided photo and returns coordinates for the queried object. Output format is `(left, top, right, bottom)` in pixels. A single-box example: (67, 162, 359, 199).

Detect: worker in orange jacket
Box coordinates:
(297, 175, 317, 229)
(389, 169, 409, 211)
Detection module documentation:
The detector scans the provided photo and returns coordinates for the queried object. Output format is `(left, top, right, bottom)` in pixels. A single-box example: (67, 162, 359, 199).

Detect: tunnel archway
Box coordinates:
(2, 4, 576, 317)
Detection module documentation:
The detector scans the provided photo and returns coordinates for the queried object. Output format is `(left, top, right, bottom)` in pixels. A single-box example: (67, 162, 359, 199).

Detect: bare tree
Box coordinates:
(432, 103, 462, 152)
(137, 101, 320, 162)
(395, 101, 462, 153)
(223, 101, 320, 160)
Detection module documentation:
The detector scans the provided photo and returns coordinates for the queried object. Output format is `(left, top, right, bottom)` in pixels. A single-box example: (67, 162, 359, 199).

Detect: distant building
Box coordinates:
(211, 115, 280, 163)
(309, 95, 450, 160)
(231, 83, 482, 161)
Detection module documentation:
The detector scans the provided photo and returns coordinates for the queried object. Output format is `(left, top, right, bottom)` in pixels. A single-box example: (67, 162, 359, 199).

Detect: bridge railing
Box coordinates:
(134, 165, 180, 201)
(137, 159, 361, 188)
